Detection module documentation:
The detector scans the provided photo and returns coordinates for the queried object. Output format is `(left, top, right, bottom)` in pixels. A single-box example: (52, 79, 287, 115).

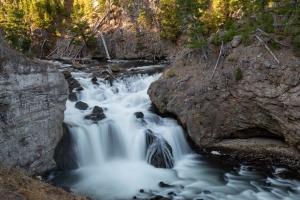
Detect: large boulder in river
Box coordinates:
(144, 129, 174, 168)
(0, 44, 68, 175)
(147, 40, 300, 157)
(75, 101, 89, 110)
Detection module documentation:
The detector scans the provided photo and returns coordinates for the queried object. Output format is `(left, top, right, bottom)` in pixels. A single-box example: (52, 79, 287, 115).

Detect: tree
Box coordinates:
(158, 0, 181, 42)
(176, 0, 209, 48)
(0, 1, 31, 52)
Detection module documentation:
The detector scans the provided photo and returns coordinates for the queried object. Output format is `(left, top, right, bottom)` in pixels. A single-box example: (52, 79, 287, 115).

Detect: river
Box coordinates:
(49, 60, 300, 200)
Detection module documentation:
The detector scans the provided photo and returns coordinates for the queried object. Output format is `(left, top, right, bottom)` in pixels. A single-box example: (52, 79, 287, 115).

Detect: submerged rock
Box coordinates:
(91, 76, 99, 85)
(54, 123, 78, 170)
(144, 129, 174, 168)
(134, 112, 144, 119)
(84, 106, 107, 122)
(68, 92, 78, 102)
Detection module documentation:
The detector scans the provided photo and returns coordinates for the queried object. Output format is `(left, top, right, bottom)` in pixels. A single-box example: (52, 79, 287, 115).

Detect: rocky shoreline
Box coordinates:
(147, 34, 300, 173)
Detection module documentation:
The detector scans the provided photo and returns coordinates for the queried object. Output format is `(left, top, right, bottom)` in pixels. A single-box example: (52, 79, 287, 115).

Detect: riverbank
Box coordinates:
(148, 33, 300, 173)
(0, 166, 88, 200)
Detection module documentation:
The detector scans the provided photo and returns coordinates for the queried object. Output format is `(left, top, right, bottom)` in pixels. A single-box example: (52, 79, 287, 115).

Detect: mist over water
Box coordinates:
(50, 61, 300, 200)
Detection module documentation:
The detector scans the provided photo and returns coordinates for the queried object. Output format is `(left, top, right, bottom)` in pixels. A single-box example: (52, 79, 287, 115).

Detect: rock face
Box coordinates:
(148, 39, 300, 153)
(0, 45, 68, 175)
(98, 0, 178, 60)
(54, 123, 78, 171)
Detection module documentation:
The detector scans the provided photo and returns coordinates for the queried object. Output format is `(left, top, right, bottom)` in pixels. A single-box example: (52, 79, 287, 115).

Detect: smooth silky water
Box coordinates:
(49, 61, 300, 200)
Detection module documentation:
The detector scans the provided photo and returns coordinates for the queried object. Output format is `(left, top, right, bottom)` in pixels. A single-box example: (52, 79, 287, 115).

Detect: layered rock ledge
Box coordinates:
(0, 45, 68, 175)
(148, 39, 300, 168)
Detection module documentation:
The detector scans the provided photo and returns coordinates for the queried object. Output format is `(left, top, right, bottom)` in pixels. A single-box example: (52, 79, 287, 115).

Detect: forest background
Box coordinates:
(0, 0, 299, 58)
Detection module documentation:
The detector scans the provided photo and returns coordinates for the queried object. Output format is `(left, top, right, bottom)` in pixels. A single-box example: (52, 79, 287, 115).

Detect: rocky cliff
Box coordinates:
(148, 35, 300, 165)
(0, 44, 68, 175)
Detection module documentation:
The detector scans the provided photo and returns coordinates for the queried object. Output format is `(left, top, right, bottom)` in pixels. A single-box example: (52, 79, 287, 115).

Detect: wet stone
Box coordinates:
(93, 106, 104, 114)
(76, 86, 84, 91)
(75, 101, 89, 110)
(134, 112, 144, 119)
(68, 92, 78, 102)
(159, 181, 172, 188)
(203, 190, 212, 194)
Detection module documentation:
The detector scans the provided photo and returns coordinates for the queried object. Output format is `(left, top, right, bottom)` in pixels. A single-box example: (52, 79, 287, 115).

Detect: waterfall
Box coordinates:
(50, 61, 300, 200)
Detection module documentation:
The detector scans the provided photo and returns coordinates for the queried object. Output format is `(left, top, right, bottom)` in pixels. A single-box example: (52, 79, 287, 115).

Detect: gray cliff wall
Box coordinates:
(0, 46, 68, 175)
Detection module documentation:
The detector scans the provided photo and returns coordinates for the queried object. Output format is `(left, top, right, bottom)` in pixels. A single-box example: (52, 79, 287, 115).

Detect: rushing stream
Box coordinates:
(49, 60, 300, 200)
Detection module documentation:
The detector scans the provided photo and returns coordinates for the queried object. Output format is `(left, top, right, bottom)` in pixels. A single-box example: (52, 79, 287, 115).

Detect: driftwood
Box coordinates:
(169, 49, 194, 68)
(256, 28, 289, 47)
(210, 41, 223, 80)
(73, 43, 86, 59)
(106, 65, 116, 79)
(255, 35, 281, 65)
(46, 38, 61, 58)
(61, 37, 74, 57)
(40, 39, 47, 58)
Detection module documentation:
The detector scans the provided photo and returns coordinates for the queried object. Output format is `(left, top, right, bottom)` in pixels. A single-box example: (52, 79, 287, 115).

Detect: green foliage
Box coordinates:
(138, 8, 151, 29)
(176, 0, 208, 48)
(235, 67, 243, 81)
(270, 40, 281, 50)
(69, 20, 95, 46)
(167, 70, 176, 78)
(158, 0, 181, 42)
(224, 18, 234, 30)
(228, 57, 236, 62)
(93, 48, 101, 55)
(1, 2, 31, 51)
(161, 96, 168, 104)
(292, 35, 300, 57)
(223, 29, 236, 42)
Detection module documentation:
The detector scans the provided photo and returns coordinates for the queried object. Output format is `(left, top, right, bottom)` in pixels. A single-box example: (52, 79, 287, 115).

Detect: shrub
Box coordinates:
(162, 96, 168, 104)
(292, 35, 300, 57)
(235, 67, 243, 81)
(167, 70, 175, 78)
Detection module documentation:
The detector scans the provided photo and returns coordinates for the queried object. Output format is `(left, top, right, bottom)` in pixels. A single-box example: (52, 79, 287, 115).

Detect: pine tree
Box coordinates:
(158, 0, 181, 42)
(176, 0, 209, 48)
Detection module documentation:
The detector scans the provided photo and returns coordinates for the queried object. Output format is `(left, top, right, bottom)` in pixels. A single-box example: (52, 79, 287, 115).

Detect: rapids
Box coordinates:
(49, 60, 300, 200)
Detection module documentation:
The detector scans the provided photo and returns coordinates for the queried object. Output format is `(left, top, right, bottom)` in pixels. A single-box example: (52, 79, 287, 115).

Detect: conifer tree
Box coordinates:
(176, 0, 209, 48)
(158, 0, 181, 42)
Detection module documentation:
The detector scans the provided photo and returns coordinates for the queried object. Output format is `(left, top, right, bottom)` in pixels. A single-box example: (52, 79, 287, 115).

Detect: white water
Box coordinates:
(51, 63, 300, 200)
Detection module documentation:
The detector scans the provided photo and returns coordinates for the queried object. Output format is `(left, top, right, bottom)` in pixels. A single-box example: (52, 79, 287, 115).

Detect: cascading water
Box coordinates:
(50, 61, 300, 200)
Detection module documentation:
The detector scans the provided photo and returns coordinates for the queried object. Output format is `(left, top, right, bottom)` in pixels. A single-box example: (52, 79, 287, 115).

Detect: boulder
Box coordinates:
(0, 45, 68, 175)
(93, 106, 104, 113)
(231, 35, 243, 48)
(75, 101, 89, 110)
(134, 112, 144, 119)
(84, 106, 107, 122)
(91, 77, 99, 85)
(147, 41, 300, 163)
(68, 92, 78, 102)
(111, 64, 120, 72)
(145, 129, 174, 168)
